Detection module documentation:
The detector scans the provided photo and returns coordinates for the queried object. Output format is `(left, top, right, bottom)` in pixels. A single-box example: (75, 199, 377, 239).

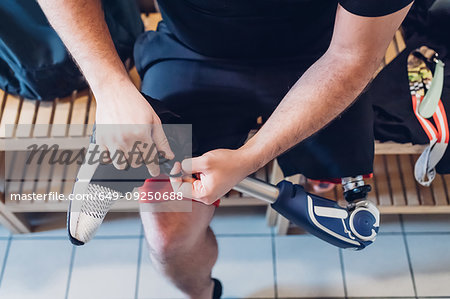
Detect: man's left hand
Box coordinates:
(169, 148, 257, 205)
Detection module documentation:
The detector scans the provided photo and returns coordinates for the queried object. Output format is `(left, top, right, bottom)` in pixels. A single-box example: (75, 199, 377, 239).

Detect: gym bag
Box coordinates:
(0, 0, 143, 101)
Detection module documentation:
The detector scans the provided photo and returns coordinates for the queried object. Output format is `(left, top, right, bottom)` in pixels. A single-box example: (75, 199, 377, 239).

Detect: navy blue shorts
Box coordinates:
(134, 22, 374, 180)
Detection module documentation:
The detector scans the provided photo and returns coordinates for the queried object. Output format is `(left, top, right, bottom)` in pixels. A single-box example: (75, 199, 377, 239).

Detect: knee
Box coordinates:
(143, 219, 201, 262)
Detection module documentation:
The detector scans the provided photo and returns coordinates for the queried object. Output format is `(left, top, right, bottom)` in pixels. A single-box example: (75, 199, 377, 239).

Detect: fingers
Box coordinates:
(107, 145, 129, 170)
(138, 141, 160, 177)
(152, 124, 175, 160)
(96, 144, 111, 164)
(181, 156, 209, 175)
(169, 163, 205, 200)
(96, 123, 174, 177)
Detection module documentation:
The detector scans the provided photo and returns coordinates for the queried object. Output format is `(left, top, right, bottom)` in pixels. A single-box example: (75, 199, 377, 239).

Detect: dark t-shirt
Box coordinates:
(156, 0, 413, 60)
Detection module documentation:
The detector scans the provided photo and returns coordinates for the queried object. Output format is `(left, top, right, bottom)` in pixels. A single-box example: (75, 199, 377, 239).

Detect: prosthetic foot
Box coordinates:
(68, 148, 175, 245)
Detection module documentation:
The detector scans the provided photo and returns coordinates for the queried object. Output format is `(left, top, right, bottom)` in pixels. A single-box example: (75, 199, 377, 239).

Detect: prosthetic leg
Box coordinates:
(234, 175, 379, 250)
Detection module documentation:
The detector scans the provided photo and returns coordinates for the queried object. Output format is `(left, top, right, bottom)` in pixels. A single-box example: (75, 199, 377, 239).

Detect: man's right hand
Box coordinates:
(95, 83, 174, 176)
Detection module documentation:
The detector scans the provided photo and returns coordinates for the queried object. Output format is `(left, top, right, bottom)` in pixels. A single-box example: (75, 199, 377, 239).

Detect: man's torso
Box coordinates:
(156, 0, 338, 59)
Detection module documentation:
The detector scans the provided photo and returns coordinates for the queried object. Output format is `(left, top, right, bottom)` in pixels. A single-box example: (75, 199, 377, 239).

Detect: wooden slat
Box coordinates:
(19, 152, 39, 197)
(33, 149, 52, 195)
(129, 67, 141, 90)
(5, 151, 26, 205)
(444, 174, 450, 202)
(0, 89, 6, 120)
(62, 150, 85, 196)
(15, 99, 38, 138)
(373, 155, 391, 206)
(142, 13, 162, 31)
(61, 149, 84, 196)
(384, 40, 398, 65)
(416, 183, 435, 206)
(68, 94, 89, 137)
(378, 205, 450, 214)
(417, 182, 436, 206)
(432, 175, 449, 206)
(395, 30, 406, 53)
(50, 96, 72, 137)
(48, 162, 65, 194)
(365, 177, 378, 205)
(398, 155, 420, 206)
(33, 100, 55, 137)
(385, 155, 406, 206)
(375, 141, 427, 155)
(0, 94, 23, 138)
(411, 155, 435, 206)
(86, 92, 96, 135)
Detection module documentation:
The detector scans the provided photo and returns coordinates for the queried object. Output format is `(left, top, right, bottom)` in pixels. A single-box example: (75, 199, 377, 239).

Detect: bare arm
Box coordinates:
(177, 3, 413, 203)
(37, 0, 174, 174)
(241, 3, 413, 169)
(37, 0, 129, 91)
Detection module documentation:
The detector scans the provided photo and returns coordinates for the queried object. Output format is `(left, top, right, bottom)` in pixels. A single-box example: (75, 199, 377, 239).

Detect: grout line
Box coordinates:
(64, 245, 76, 299)
(214, 233, 273, 238)
(403, 231, 450, 235)
(339, 249, 348, 299)
(346, 297, 444, 299)
(0, 235, 12, 288)
(4, 230, 450, 241)
(270, 228, 278, 299)
(11, 234, 143, 241)
(134, 225, 144, 299)
(399, 215, 418, 299)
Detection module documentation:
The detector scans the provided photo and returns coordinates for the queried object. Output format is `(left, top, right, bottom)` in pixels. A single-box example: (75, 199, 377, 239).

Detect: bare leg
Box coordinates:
(140, 201, 217, 299)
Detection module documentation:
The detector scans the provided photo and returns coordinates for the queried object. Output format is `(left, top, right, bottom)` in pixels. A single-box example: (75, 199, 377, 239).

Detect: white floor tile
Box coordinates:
(94, 213, 141, 237)
(403, 214, 450, 233)
(0, 239, 72, 299)
(0, 225, 10, 238)
(211, 206, 272, 235)
(13, 227, 67, 238)
(343, 235, 415, 297)
(213, 236, 275, 298)
(137, 241, 185, 299)
(14, 214, 142, 240)
(68, 238, 140, 299)
(0, 240, 9, 275)
(407, 234, 450, 297)
(379, 214, 402, 233)
(275, 235, 344, 298)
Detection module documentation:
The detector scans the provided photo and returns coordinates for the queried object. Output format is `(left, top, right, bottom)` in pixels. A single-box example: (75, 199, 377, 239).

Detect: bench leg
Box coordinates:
(0, 149, 31, 234)
(265, 159, 285, 227)
(265, 207, 278, 227)
(0, 199, 31, 234)
(275, 215, 290, 235)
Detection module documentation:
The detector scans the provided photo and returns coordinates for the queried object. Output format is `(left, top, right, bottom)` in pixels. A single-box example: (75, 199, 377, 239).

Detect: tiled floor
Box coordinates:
(0, 209, 449, 299)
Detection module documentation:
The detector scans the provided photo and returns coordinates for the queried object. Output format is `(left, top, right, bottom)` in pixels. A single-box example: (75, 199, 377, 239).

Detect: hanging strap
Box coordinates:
(408, 48, 448, 186)
(412, 94, 448, 186)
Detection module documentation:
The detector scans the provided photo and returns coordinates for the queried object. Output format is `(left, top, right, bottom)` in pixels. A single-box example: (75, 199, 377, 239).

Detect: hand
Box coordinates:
(94, 83, 174, 175)
(169, 148, 257, 205)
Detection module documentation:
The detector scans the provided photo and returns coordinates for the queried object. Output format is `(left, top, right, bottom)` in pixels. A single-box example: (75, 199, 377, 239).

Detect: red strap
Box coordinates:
(411, 94, 440, 141)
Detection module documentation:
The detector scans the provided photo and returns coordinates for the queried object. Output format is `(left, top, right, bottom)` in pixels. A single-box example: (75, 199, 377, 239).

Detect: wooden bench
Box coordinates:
(0, 13, 449, 234)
